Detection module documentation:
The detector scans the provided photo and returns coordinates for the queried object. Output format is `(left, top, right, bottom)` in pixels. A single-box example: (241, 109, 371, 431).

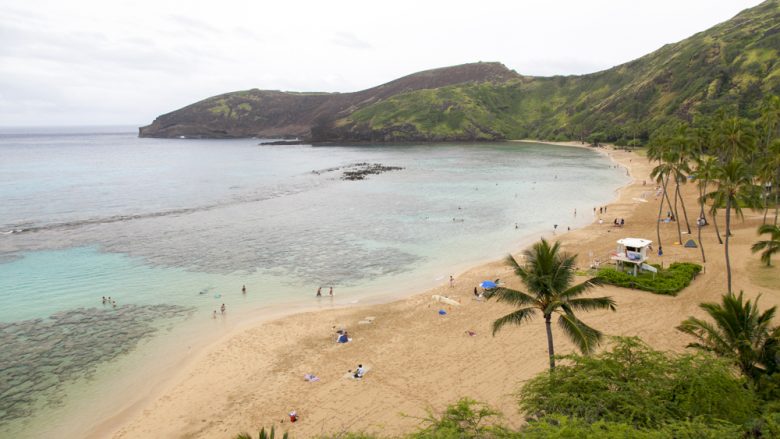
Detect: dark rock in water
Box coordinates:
(0, 304, 193, 426)
(258, 140, 306, 146)
(341, 162, 404, 181)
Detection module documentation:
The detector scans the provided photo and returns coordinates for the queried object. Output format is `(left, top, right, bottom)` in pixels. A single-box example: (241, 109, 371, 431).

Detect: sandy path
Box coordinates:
(106, 143, 779, 438)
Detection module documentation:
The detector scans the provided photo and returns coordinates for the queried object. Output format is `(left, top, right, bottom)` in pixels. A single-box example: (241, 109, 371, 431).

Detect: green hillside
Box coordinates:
(315, 0, 780, 143)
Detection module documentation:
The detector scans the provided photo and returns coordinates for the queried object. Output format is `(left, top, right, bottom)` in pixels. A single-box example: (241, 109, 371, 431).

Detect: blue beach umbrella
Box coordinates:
(480, 280, 497, 289)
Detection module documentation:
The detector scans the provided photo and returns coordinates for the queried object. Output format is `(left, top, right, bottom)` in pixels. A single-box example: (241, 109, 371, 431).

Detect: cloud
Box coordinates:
(331, 32, 372, 50)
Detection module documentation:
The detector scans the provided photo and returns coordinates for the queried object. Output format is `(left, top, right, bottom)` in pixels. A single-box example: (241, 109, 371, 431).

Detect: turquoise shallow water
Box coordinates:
(0, 128, 628, 437)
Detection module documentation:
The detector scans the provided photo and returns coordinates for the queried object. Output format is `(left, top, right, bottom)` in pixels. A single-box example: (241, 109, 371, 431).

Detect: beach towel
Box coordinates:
(438, 309, 447, 315)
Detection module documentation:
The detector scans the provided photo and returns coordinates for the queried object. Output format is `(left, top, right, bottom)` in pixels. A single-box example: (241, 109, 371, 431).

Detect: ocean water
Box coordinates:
(0, 128, 628, 437)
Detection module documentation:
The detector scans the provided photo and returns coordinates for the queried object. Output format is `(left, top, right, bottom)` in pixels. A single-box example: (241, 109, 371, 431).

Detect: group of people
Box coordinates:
(212, 303, 227, 319)
(101, 296, 117, 308)
(595, 205, 609, 215)
(613, 218, 626, 227)
(316, 286, 334, 297)
(335, 327, 350, 343)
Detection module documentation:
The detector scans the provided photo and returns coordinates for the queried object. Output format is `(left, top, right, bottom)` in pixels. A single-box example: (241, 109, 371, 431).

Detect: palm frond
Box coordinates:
(492, 307, 537, 336)
(559, 278, 601, 299)
(483, 287, 537, 307)
(557, 312, 603, 354)
(565, 296, 617, 312)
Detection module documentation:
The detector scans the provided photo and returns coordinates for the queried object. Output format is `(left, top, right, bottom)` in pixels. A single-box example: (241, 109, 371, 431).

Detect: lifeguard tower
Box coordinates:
(610, 238, 655, 276)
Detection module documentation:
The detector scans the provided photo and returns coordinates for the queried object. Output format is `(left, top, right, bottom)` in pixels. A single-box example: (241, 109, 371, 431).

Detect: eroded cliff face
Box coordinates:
(138, 62, 520, 139)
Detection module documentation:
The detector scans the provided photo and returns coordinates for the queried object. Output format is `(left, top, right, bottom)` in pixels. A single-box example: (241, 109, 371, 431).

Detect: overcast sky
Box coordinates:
(0, 0, 764, 127)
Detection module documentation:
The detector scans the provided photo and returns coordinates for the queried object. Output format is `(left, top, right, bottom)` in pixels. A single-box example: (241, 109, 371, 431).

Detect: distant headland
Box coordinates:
(139, 0, 780, 144)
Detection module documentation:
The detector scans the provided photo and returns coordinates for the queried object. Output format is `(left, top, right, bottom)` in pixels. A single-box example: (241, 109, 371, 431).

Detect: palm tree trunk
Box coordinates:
(656, 176, 669, 248)
(712, 209, 724, 244)
(698, 183, 706, 263)
(677, 182, 692, 235)
(775, 190, 779, 226)
(673, 183, 683, 243)
(725, 197, 733, 294)
(545, 314, 555, 370)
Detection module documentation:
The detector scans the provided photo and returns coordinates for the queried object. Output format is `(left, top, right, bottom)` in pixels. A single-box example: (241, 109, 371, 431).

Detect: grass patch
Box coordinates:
(597, 262, 702, 295)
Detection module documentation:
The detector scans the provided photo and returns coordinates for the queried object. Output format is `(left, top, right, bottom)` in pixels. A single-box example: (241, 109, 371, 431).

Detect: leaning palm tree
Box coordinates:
(752, 224, 780, 267)
(706, 160, 760, 293)
(692, 156, 718, 263)
(677, 292, 779, 382)
(484, 239, 616, 370)
(650, 151, 675, 249)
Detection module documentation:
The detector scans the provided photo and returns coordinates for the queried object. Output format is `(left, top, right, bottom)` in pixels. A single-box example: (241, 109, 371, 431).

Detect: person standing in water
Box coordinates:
(241, 285, 246, 294)
(316, 287, 322, 297)
(329, 287, 333, 297)
(220, 303, 226, 314)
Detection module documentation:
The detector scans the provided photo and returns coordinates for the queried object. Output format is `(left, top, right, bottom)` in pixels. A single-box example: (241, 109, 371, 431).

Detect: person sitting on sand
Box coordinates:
(473, 287, 478, 298)
(289, 410, 298, 422)
(337, 331, 350, 343)
(465, 330, 477, 337)
(354, 364, 365, 379)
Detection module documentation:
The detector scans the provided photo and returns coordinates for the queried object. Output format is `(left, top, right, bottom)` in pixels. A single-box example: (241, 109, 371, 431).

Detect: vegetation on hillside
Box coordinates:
(320, 1, 780, 143)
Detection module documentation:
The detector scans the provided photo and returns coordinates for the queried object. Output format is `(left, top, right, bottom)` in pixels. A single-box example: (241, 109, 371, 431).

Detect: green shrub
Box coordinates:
(597, 262, 702, 295)
(520, 416, 742, 438)
(518, 337, 758, 428)
(407, 397, 509, 439)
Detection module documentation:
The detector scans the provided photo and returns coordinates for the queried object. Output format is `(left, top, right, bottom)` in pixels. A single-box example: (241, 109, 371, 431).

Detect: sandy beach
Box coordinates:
(103, 142, 779, 438)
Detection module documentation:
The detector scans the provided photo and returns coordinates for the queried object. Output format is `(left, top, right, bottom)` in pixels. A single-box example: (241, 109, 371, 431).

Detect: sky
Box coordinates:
(0, 0, 765, 127)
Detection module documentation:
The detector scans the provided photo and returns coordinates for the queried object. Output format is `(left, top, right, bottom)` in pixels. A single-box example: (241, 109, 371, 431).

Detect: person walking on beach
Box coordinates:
(220, 303, 226, 314)
(449, 275, 454, 287)
(329, 287, 333, 297)
(553, 224, 558, 234)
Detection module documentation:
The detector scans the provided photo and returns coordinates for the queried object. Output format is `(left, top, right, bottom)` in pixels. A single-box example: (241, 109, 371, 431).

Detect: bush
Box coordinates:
(518, 337, 758, 428)
(407, 397, 509, 439)
(521, 416, 742, 438)
(597, 262, 702, 295)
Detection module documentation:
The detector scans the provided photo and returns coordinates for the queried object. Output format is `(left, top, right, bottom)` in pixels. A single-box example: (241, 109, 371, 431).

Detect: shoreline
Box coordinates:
(95, 140, 641, 438)
(104, 139, 778, 438)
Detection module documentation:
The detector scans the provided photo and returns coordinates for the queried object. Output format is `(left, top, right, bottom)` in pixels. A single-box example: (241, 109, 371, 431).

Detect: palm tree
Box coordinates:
(760, 139, 780, 226)
(752, 224, 780, 267)
(692, 156, 718, 263)
(484, 239, 616, 370)
(670, 126, 693, 236)
(715, 116, 755, 164)
(649, 147, 675, 249)
(706, 160, 760, 293)
(677, 292, 779, 382)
